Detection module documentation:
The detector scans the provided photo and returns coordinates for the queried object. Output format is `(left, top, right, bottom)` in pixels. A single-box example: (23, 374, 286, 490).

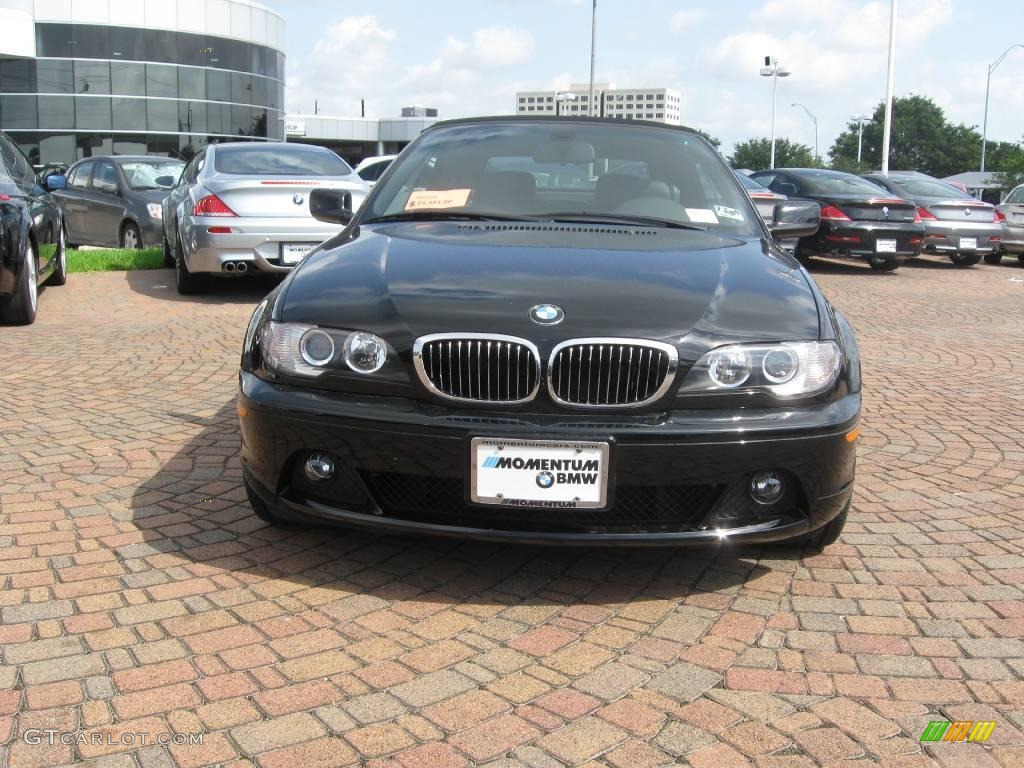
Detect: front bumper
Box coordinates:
(238, 372, 859, 546)
(811, 220, 924, 260)
(921, 220, 1001, 255)
(182, 216, 343, 274)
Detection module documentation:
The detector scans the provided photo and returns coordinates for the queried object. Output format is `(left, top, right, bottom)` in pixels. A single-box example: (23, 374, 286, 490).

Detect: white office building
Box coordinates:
(515, 83, 682, 125)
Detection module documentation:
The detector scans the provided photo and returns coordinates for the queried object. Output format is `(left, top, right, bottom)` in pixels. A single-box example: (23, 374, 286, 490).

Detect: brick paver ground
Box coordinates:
(2, 256, 1024, 767)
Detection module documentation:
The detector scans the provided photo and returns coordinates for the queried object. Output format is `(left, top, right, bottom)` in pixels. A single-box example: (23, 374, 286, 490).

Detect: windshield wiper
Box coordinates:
(362, 211, 544, 224)
(543, 212, 709, 231)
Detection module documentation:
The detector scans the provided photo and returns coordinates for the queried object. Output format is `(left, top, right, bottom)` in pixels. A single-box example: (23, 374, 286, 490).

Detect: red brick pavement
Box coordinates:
(1, 257, 1023, 767)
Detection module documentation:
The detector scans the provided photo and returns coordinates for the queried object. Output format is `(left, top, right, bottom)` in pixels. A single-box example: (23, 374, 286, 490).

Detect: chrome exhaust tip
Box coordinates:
(223, 262, 235, 272)
(236, 262, 249, 273)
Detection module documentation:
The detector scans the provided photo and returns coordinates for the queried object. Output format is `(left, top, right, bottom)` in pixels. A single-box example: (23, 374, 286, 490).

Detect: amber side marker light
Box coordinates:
(846, 427, 861, 443)
(237, 403, 249, 419)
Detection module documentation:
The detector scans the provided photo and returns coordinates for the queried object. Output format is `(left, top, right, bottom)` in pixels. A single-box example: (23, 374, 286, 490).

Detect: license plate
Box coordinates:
(1013, 213, 1024, 224)
(470, 438, 609, 509)
(281, 243, 316, 265)
(958, 237, 977, 251)
(876, 239, 897, 253)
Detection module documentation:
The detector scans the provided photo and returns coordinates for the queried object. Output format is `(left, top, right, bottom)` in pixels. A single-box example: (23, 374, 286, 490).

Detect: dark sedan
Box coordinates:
(53, 156, 184, 251)
(751, 168, 924, 271)
(238, 117, 860, 549)
(0, 131, 66, 325)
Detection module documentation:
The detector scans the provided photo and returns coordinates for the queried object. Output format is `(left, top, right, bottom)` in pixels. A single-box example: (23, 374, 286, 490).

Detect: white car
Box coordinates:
(355, 155, 397, 186)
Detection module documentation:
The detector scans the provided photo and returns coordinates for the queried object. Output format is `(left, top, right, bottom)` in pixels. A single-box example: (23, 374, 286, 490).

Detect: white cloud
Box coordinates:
(669, 9, 705, 34)
(289, 16, 536, 119)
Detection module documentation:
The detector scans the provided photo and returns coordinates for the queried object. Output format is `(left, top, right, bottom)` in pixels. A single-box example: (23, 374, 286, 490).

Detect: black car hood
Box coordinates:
(280, 222, 821, 360)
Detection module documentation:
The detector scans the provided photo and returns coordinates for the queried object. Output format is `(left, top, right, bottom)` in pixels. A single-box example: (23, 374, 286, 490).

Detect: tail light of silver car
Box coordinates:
(194, 194, 237, 217)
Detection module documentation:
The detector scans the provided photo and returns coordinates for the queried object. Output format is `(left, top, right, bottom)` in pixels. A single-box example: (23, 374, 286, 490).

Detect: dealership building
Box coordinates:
(0, 0, 286, 165)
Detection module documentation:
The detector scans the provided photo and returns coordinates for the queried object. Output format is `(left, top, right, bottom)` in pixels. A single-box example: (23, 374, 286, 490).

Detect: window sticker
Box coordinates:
(685, 208, 719, 224)
(714, 205, 745, 222)
(404, 189, 471, 211)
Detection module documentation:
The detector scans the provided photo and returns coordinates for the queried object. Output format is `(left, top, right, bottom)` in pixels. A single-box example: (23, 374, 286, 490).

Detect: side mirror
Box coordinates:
(44, 174, 66, 191)
(770, 200, 820, 239)
(309, 188, 355, 226)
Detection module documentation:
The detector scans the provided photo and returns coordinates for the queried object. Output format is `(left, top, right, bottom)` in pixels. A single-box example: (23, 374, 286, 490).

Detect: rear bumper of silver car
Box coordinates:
(182, 216, 343, 274)
(1000, 223, 1024, 254)
(922, 220, 1002, 254)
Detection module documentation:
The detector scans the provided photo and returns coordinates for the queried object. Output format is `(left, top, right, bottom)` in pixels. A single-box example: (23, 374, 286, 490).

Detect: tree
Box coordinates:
(694, 129, 721, 149)
(728, 138, 818, 171)
(991, 138, 1024, 193)
(827, 95, 995, 177)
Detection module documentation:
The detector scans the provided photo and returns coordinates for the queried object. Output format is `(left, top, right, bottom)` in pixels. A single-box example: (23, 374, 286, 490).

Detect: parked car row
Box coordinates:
(738, 167, 1014, 272)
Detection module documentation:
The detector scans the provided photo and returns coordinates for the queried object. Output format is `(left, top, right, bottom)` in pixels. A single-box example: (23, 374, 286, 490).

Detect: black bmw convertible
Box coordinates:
(238, 117, 861, 549)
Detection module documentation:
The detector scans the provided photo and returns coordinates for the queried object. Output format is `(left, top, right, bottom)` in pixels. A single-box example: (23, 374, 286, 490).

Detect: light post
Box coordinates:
(880, 0, 897, 175)
(588, 0, 597, 116)
(554, 91, 577, 116)
(851, 114, 870, 164)
(981, 43, 1024, 172)
(791, 102, 818, 162)
(760, 56, 791, 169)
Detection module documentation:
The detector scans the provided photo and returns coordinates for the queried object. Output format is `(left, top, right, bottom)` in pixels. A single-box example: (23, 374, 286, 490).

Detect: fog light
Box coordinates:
(303, 454, 335, 481)
(749, 471, 784, 505)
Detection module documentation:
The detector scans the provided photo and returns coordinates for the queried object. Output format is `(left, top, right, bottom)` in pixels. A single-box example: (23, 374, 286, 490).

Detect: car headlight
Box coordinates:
(260, 322, 389, 377)
(147, 203, 162, 219)
(679, 341, 841, 397)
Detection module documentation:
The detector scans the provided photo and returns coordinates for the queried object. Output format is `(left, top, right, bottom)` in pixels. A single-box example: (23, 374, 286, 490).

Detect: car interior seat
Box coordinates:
(471, 171, 537, 212)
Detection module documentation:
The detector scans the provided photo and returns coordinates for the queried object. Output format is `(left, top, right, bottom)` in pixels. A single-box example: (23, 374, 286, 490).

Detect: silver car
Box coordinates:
(862, 171, 1001, 266)
(992, 184, 1024, 265)
(163, 142, 369, 294)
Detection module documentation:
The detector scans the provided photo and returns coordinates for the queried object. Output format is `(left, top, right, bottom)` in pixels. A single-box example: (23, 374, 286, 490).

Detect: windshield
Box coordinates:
(363, 121, 758, 235)
(214, 146, 353, 176)
(796, 172, 890, 196)
(120, 161, 185, 190)
(891, 178, 972, 199)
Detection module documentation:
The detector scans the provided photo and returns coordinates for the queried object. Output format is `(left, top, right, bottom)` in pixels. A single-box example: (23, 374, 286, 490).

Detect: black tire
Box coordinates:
(983, 252, 1003, 265)
(785, 502, 849, 552)
(45, 225, 67, 287)
(793, 242, 814, 266)
(1019, 255, 1024, 265)
(244, 477, 286, 525)
(1, 240, 38, 325)
(868, 256, 901, 272)
(174, 225, 209, 295)
(949, 252, 982, 267)
(162, 234, 174, 268)
(120, 222, 142, 250)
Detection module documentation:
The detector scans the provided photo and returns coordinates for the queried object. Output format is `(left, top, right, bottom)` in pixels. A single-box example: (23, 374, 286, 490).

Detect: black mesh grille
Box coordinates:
(417, 337, 539, 403)
(362, 472, 723, 534)
(550, 342, 673, 406)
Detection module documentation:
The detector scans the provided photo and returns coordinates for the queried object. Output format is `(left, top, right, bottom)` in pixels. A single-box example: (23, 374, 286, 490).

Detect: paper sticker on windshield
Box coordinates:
(714, 205, 744, 222)
(685, 208, 719, 224)
(405, 189, 471, 211)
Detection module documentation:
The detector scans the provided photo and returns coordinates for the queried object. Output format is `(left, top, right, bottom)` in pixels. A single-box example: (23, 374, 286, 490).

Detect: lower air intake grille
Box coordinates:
(362, 472, 723, 533)
(549, 339, 678, 407)
(414, 334, 541, 403)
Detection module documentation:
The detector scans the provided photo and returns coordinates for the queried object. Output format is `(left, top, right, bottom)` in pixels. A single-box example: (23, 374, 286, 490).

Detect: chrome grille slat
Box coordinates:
(548, 338, 678, 408)
(414, 334, 540, 404)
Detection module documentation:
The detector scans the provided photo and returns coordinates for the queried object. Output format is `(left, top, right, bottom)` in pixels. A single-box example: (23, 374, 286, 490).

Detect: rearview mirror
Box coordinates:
(533, 141, 596, 164)
(770, 200, 820, 239)
(309, 188, 355, 226)
(44, 174, 66, 191)
(155, 175, 175, 188)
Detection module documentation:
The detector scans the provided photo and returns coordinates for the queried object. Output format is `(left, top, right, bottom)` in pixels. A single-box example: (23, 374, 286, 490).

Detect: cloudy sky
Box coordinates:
(268, 0, 1024, 157)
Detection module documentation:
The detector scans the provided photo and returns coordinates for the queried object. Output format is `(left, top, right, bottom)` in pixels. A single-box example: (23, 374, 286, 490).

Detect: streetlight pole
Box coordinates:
(791, 102, 818, 162)
(588, 0, 597, 117)
(880, 0, 898, 175)
(981, 43, 1023, 172)
(851, 114, 870, 164)
(760, 57, 791, 169)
